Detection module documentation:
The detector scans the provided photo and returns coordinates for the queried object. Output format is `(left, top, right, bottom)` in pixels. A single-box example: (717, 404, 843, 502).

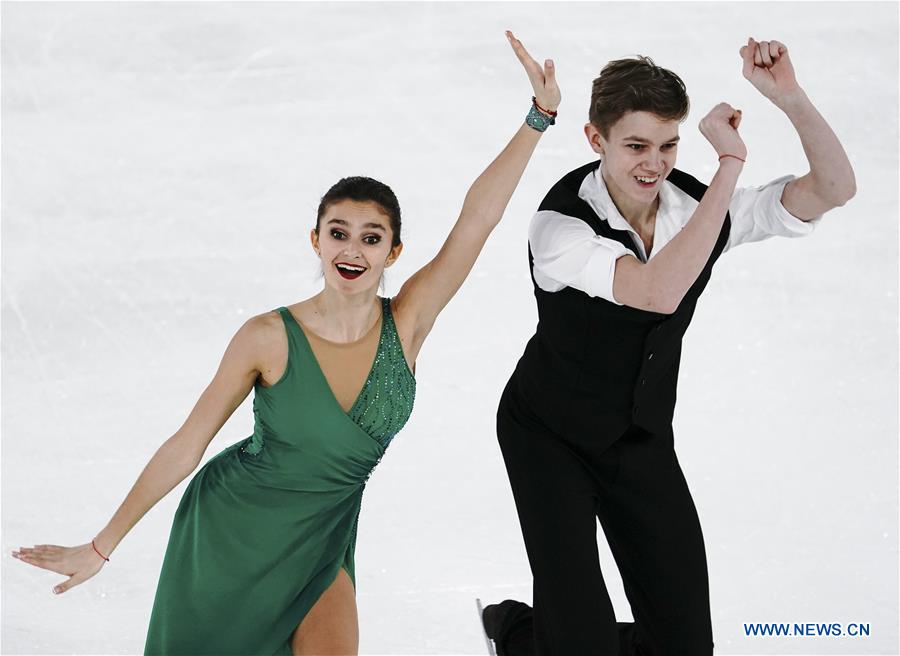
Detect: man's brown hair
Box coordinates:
(589, 56, 689, 138)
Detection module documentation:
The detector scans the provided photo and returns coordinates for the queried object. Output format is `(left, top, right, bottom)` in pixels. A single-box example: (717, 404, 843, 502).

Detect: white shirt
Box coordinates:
(528, 166, 823, 305)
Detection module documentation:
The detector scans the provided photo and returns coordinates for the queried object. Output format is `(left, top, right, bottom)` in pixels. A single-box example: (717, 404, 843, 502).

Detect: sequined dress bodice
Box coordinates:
(315, 297, 416, 448)
(242, 296, 416, 456)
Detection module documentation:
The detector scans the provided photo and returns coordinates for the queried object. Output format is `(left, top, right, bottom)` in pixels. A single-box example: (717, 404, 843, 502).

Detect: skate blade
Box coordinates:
(475, 598, 497, 656)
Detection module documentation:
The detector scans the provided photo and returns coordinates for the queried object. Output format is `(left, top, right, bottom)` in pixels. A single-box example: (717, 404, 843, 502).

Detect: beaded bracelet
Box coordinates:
(92, 539, 110, 562)
(526, 99, 557, 132)
(532, 96, 558, 117)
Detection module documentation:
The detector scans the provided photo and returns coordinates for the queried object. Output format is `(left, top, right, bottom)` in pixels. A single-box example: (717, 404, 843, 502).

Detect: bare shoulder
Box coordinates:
(243, 309, 288, 387)
(237, 310, 283, 348)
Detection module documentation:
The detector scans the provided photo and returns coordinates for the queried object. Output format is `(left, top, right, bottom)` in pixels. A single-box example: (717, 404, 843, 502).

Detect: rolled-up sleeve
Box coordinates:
(528, 210, 633, 304)
(725, 174, 823, 252)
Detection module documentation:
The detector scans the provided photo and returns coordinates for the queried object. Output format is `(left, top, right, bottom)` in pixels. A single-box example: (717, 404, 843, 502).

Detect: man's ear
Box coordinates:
(584, 122, 605, 156)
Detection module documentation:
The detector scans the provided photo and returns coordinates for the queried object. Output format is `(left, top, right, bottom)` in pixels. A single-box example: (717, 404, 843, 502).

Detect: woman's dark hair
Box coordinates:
(315, 176, 402, 248)
(589, 56, 689, 138)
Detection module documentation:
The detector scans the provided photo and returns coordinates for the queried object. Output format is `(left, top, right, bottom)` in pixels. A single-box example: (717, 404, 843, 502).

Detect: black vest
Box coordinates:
(511, 159, 731, 448)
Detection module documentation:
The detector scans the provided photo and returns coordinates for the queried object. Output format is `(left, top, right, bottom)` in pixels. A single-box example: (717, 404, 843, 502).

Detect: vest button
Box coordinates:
(641, 377, 646, 386)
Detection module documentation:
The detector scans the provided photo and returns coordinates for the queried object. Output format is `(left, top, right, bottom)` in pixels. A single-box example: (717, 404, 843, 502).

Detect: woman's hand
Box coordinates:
(389, 31, 559, 359)
(739, 37, 801, 107)
(506, 30, 560, 113)
(698, 102, 747, 162)
(12, 542, 106, 594)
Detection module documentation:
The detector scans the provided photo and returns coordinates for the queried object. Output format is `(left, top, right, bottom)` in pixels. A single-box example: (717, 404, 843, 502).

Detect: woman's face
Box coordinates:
(311, 199, 402, 295)
(585, 110, 680, 211)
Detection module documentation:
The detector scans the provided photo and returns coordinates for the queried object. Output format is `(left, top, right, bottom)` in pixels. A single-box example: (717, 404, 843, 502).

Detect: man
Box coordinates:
(482, 37, 855, 655)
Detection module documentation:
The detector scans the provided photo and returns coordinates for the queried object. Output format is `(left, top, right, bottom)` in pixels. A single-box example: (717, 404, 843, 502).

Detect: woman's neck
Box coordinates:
(301, 287, 381, 342)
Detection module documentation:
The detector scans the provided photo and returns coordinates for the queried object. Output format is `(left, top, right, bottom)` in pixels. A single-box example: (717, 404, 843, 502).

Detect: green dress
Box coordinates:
(144, 297, 416, 655)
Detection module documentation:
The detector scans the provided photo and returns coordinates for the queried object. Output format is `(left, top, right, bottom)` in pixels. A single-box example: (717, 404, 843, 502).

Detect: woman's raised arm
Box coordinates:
(393, 31, 560, 352)
(11, 314, 270, 594)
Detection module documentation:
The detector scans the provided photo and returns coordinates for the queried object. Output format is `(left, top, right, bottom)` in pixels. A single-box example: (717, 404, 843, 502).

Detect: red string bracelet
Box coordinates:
(92, 539, 110, 562)
(532, 96, 558, 117)
(718, 154, 746, 163)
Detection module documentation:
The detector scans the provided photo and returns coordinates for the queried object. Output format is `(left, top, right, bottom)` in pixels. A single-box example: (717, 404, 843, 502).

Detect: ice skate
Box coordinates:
(476, 598, 498, 655)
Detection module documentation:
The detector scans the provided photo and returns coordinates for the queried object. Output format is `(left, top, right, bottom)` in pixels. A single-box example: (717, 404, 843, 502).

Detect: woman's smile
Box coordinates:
(334, 262, 368, 280)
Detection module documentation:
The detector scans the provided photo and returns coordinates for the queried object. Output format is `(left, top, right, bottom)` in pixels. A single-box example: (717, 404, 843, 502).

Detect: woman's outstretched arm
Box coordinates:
(11, 314, 270, 594)
(393, 31, 560, 351)
(739, 37, 856, 218)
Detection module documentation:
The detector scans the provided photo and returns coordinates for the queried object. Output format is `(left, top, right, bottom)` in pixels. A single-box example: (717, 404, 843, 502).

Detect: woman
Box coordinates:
(12, 32, 560, 655)
(481, 38, 855, 655)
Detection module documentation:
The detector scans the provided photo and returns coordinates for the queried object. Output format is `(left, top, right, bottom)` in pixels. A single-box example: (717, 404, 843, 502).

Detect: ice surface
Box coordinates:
(2, 2, 897, 654)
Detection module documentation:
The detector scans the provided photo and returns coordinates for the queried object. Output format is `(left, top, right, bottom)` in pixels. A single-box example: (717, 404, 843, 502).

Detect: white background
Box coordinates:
(2, 2, 897, 654)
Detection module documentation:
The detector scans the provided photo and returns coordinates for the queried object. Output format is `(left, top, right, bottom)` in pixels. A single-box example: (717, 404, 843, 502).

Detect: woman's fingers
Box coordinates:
(52, 575, 80, 595)
(16, 544, 58, 557)
(542, 58, 556, 89)
(18, 543, 56, 550)
(506, 31, 541, 78)
(506, 30, 560, 110)
(13, 551, 49, 569)
(505, 31, 531, 63)
(14, 544, 81, 571)
(13, 547, 60, 571)
(13, 543, 102, 593)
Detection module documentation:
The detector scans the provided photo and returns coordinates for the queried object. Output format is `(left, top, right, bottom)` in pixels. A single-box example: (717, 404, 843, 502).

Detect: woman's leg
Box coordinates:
(597, 425, 714, 656)
(290, 567, 358, 656)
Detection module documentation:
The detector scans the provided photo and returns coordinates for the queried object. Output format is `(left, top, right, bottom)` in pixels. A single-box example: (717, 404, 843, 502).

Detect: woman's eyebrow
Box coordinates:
(326, 218, 386, 231)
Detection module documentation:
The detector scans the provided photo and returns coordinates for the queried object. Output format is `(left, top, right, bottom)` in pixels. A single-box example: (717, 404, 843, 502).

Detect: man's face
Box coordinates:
(585, 110, 681, 211)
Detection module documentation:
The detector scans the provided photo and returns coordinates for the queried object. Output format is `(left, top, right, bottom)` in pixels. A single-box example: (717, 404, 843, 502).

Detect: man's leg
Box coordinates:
(598, 425, 714, 656)
(491, 379, 626, 655)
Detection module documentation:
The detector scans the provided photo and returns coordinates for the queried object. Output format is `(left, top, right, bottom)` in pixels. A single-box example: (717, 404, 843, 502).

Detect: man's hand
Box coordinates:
(698, 102, 747, 161)
(739, 37, 801, 106)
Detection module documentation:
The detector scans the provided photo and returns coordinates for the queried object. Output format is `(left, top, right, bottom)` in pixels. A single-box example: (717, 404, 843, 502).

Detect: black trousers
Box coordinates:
(495, 376, 714, 656)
